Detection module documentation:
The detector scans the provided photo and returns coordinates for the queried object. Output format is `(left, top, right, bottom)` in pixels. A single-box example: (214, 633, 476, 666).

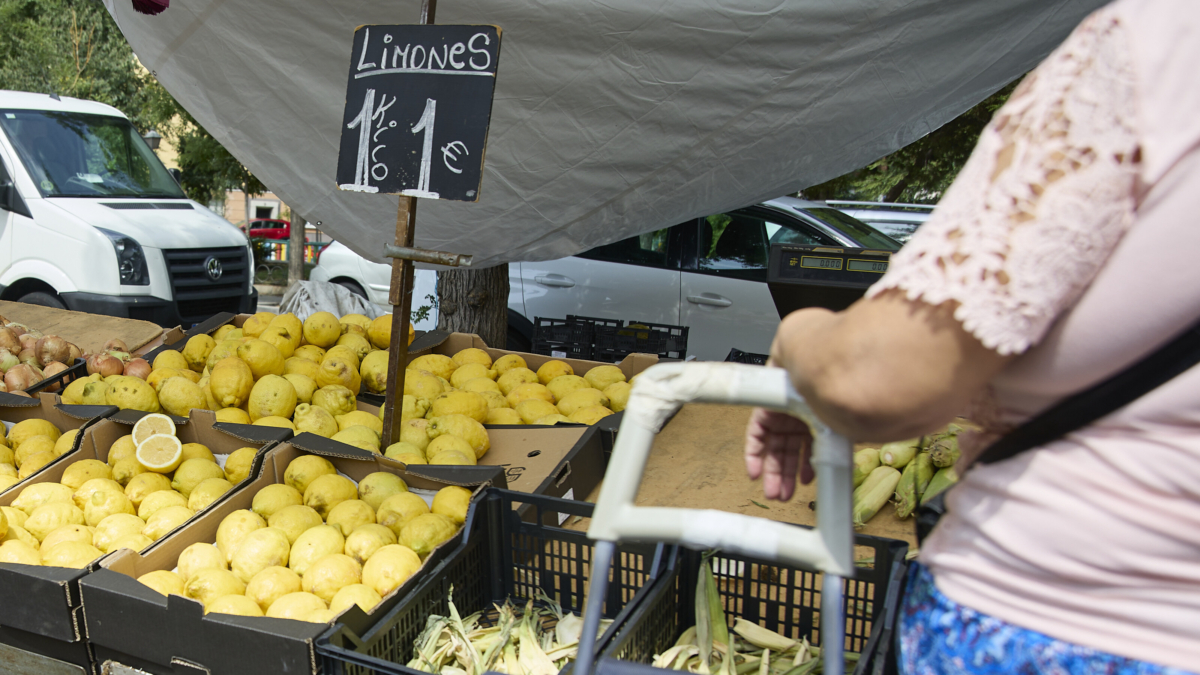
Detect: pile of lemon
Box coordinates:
(382, 349, 632, 466)
(136, 453, 470, 623)
(0, 413, 259, 568)
(0, 419, 77, 491)
(58, 310, 408, 420)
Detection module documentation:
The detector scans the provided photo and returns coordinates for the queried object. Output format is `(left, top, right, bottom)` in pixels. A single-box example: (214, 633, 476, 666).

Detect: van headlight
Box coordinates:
(97, 228, 150, 286)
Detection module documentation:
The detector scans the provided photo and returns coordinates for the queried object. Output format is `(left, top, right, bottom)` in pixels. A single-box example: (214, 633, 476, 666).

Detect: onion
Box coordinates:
(17, 349, 39, 368)
(0, 329, 21, 353)
(6, 323, 27, 338)
(107, 350, 131, 363)
(104, 339, 129, 353)
(0, 350, 18, 373)
(67, 343, 82, 362)
(9, 390, 30, 398)
(87, 354, 124, 378)
(123, 358, 151, 380)
(40, 362, 69, 392)
(5, 364, 40, 392)
(18, 334, 38, 354)
(0, 382, 8, 393)
(36, 336, 70, 366)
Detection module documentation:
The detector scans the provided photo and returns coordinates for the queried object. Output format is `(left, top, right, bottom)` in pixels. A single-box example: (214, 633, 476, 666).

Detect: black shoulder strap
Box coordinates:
(976, 316, 1200, 466)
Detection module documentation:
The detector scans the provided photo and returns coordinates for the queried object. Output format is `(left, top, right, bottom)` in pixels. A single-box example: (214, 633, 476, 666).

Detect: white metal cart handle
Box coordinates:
(587, 361, 854, 577)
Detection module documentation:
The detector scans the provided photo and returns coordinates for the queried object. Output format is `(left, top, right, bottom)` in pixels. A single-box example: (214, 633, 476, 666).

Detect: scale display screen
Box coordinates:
(847, 259, 888, 273)
(800, 256, 843, 271)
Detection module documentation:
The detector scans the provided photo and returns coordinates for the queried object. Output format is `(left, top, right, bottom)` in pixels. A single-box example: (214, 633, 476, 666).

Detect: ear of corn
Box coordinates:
(732, 618, 796, 651)
(920, 466, 959, 506)
(852, 448, 880, 487)
(929, 436, 960, 468)
(914, 451, 934, 495)
(892, 458, 919, 519)
(853, 466, 902, 528)
(879, 439, 920, 468)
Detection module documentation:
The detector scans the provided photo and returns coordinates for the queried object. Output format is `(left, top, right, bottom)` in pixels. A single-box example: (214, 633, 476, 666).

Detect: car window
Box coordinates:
(802, 207, 901, 250)
(578, 227, 674, 269)
(698, 211, 833, 281)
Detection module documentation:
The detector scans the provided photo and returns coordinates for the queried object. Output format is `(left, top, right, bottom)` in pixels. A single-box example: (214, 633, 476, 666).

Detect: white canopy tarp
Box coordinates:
(104, 0, 1106, 268)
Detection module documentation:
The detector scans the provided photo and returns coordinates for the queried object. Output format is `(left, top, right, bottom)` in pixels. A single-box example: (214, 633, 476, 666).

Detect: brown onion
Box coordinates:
(67, 343, 82, 362)
(5, 364, 40, 392)
(0, 349, 18, 373)
(17, 349, 39, 368)
(123, 358, 151, 380)
(40, 361, 69, 392)
(104, 339, 129, 353)
(87, 354, 124, 378)
(9, 390, 30, 398)
(0, 381, 8, 393)
(6, 323, 27, 338)
(107, 350, 131, 363)
(0, 329, 21, 353)
(18, 334, 38, 353)
(36, 336, 70, 366)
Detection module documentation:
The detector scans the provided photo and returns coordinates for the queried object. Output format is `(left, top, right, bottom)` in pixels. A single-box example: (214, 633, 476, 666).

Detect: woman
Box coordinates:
(745, 0, 1200, 671)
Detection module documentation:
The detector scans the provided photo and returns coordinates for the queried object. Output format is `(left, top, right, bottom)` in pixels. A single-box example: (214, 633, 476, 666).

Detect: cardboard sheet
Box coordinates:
(0, 301, 163, 355)
(573, 403, 917, 549)
(103, 0, 1106, 268)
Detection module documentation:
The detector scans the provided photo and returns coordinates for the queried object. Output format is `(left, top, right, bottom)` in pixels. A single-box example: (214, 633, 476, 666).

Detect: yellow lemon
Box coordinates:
(185, 568, 246, 608)
(302, 553, 362, 603)
(335, 410, 383, 434)
(557, 388, 610, 417)
(246, 375, 297, 422)
(506, 382, 554, 408)
(253, 416, 296, 430)
(449, 363, 496, 389)
(123, 472, 172, 507)
(181, 335, 216, 373)
(426, 414, 490, 459)
(158, 377, 207, 417)
(231, 527, 292, 583)
(356, 472, 408, 512)
(93, 513, 147, 553)
(215, 509, 266, 562)
(12, 482, 73, 515)
(40, 524, 94, 551)
(179, 443, 215, 464)
(536, 360, 573, 385)
(106, 376, 161, 413)
(367, 315, 392, 350)
(584, 365, 627, 391)
(284, 373, 319, 406)
(335, 333, 372, 363)
(431, 486, 472, 525)
(486, 408, 524, 425)
(516, 399, 560, 424)
(375, 492, 429, 538)
(267, 313, 304, 350)
(187, 477, 234, 511)
(399, 419, 430, 454)
(361, 544, 422, 598)
(533, 414, 573, 426)
(326, 500, 375, 538)
(25, 502, 85, 541)
(132, 413, 176, 448)
(142, 504, 194, 540)
(339, 313, 372, 331)
(284, 455, 336, 494)
(315, 356, 360, 393)
(170, 458, 225, 497)
(136, 434, 182, 473)
(303, 474, 358, 519)
(111, 457, 148, 485)
(9, 419, 61, 448)
(206, 594, 264, 617)
(223, 447, 258, 484)
(359, 350, 389, 394)
(427, 450, 475, 466)
(311, 385, 357, 418)
(408, 354, 455, 381)
(60, 459, 111, 490)
(429, 391, 488, 423)
(451, 348, 492, 369)
(460, 378, 501, 395)
(236, 340, 285, 380)
(568, 405, 616, 425)
(40, 541, 101, 567)
(399, 513, 458, 558)
(266, 592, 327, 620)
(209, 357, 254, 409)
(268, 505, 324, 545)
(252, 484, 303, 520)
(496, 368, 538, 396)
(293, 403, 339, 438)
(343, 524, 396, 565)
(137, 489, 188, 520)
(246, 566, 302, 612)
(289, 525, 344, 577)
(241, 312, 277, 339)
(547, 375, 590, 402)
(329, 426, 381, 453)
(138, 570, 185, 596)
(492, 354, 527, 376)
(84, 489, 135, 527)
(152, 350, 190, 372)
(303, 312, 342, 349)
(214, 407, 252, 425)
(293, 345, 327, 363)
(178, 542, 227, 582)
(259, 326, 296, 359)
(0, 540, 42, 565)
(603, 381, 632, 412)
(330, 583, 382, 614)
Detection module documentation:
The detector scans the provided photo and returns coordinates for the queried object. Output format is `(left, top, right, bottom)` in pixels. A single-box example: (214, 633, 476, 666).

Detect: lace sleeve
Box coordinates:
(867, 5, 1140, 356)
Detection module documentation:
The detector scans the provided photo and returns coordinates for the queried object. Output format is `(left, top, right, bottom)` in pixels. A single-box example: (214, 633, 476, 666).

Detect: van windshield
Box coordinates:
(0, 109, 185, 198)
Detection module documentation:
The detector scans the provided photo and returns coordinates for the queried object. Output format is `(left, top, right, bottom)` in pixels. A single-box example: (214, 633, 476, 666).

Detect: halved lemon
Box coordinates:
(133, 413, 177, 447)
(136, 434, 184, 473)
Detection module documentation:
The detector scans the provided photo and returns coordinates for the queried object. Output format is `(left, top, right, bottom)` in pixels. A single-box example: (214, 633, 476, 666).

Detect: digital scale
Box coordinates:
(767, 243, 892, 316)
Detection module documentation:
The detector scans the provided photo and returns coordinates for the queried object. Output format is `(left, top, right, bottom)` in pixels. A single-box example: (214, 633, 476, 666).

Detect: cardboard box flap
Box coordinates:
(0, 391, 41, 408)
(405, 463, 508, 491)
(110, 408, 187, 426)
(289, 432, 381, 460)
(408, 329, 453, 354)
(56, 403, 119, 421)
(0, 564, 81, 642)
(189, 312, 238, 339)
(211, 421, 292, 444)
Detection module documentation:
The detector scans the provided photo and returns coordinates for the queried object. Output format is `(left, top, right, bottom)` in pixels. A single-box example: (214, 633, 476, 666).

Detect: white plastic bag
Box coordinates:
(278, 281, 386, 321)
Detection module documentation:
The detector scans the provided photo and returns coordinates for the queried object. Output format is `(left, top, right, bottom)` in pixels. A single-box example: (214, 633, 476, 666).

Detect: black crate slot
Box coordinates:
(316, 489, 675, 675)
(593, 321, 688, 362)
(532, 315, 624, 360)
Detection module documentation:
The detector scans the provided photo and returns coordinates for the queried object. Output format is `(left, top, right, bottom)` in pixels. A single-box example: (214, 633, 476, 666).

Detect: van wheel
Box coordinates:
(18, 292, 66, 310)
(507, 324, 531, 352)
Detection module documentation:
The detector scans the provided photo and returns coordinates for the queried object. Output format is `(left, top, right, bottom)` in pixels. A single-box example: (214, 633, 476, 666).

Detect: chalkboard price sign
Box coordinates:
(336, 24, 501, 201)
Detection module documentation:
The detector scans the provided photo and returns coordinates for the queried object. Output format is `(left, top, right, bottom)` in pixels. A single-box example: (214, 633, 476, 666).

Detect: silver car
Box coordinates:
(825, 200, 933, 243)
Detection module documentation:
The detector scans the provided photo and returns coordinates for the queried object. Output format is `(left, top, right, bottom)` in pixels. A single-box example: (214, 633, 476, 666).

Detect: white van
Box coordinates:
(0, 91, 257, 326)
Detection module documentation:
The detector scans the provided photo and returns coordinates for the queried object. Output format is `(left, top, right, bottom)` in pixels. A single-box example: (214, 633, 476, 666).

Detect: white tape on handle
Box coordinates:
(680, 511, 782, 560)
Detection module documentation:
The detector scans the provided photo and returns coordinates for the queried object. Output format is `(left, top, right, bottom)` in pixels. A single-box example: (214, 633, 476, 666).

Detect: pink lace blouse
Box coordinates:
(867, 0, 1200, 668)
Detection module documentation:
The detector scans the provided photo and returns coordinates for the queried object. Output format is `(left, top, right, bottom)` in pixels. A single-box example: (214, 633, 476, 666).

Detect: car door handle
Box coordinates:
(535, 275, 575, 288)
(687, 294, 732, 308)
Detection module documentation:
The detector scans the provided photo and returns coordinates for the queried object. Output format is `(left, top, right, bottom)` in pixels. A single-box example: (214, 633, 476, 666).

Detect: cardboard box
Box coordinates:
(136, 312, 247, 361)
(0, 392, 117, 499)
(0, 409, 289, 646)
(80, 440, 507, 675)
(0, 617, 94, 674)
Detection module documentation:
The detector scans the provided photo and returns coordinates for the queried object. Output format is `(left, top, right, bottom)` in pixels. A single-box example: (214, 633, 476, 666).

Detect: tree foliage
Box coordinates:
(803, 80, 1021, 204)
(0, 0, 262, 205)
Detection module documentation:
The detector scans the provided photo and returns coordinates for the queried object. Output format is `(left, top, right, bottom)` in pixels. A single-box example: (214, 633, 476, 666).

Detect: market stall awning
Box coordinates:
(104, 0, 1106, 268)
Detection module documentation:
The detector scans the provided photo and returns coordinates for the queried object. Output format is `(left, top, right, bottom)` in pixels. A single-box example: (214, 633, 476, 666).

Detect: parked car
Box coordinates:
(246, 219, 296, 240)
(0, 90, 256, 326)
(312, 196, 899, 359)
(824, 200, 933, 243)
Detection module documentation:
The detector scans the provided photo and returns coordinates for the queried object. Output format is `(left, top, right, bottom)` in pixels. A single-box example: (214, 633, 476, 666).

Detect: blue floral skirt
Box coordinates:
(898, 562, 1195, 675)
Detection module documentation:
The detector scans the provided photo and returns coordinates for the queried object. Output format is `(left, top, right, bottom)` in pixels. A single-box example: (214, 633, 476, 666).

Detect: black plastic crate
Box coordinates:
(724, 348, 769, 365)
(26, 358, 88, 396)
(532, 315, 624, 360)
(317, 489, 676, 675)
(593, 322, 688, 362)
(595, 531, 909, 675)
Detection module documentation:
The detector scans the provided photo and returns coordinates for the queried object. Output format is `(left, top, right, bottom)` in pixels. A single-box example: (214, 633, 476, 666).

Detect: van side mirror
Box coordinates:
(0, 179, 33, 219)
(168, 168, 183, 184)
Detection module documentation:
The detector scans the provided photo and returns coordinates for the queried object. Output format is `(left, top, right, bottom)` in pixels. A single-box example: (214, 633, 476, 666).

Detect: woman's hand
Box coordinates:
(744, 407, 813, 501)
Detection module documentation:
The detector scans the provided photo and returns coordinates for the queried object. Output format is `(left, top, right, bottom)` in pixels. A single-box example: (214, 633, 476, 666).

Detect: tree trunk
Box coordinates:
(288, 213, 306, 287)
(436, 264, 508, 348)
(243, 190, 251, 228)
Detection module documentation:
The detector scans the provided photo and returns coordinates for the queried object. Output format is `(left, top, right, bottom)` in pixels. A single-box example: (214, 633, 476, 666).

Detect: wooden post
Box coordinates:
(288, 213, 306, 287)
(380, 0, 439, 448)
